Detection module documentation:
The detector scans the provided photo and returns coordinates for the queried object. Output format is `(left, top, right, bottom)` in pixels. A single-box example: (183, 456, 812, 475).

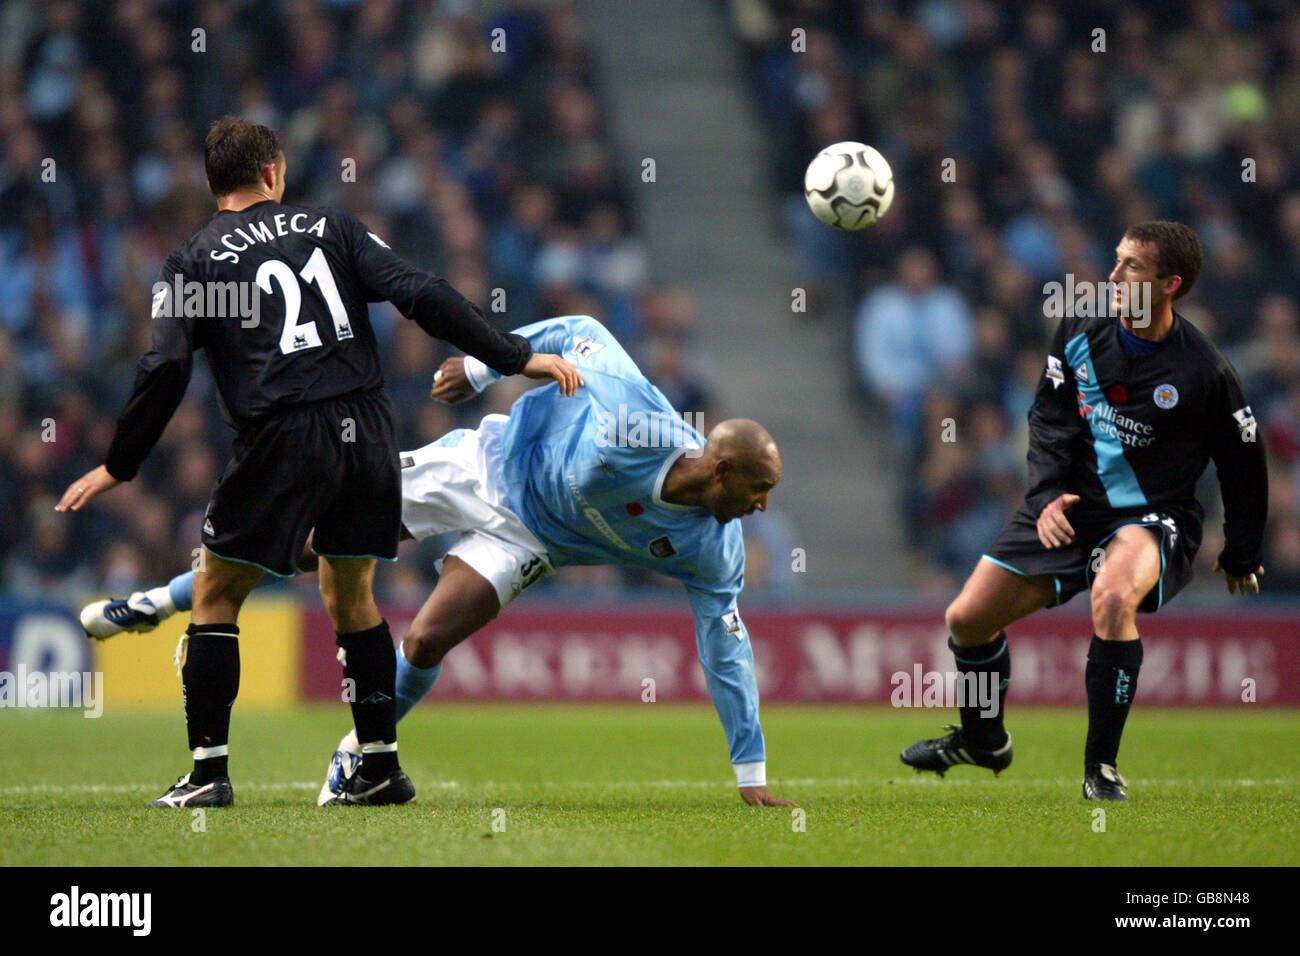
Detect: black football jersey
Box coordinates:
(1026, 311, 1267, 577)
(105, 200, 531, 480)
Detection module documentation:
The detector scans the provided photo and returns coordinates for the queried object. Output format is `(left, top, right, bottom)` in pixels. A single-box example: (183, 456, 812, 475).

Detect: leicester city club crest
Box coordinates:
(1153, 383, 1179, 409)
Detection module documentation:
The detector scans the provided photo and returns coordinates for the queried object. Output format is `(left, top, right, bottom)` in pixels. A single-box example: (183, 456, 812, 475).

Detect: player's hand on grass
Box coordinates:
(1212, 559, 1264, 595)
(55, 465, 120, 513)
(522, 353, 583, 396)
(1036, 493, 1079, 549)
(739, 785, 798, 807)
(431, 357, 477, 404)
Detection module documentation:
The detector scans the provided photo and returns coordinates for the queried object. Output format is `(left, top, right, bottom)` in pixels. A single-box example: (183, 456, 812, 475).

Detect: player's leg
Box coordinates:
(82, 532, 325, 640)
(155, 393, 344, 808)
(317, 554, 382, 631)
(312, 391, 413, 806)
(902, 558, 1055, 775)
(149, 547, 263, 808)
(1082, 524, 1162, 800)
(189, 548, 265, 623)
(316, 426, 458, 797)
(390, 555, 501, 718)
(946, 557, 1058, 646)
(946, 557, 1056, 739)
(318, 555, 504, 805)
(329, 555, 499, 744)
(80, 571, 193, 638)
(401, 555, 502, 669)
(318, 413, 551, 804)
(315, 553, 415, 804)
(318, 525, 552, 805)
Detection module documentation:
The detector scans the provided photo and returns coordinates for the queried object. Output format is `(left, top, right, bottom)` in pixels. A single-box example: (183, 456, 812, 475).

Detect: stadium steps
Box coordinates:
(580, 0, 903, 591)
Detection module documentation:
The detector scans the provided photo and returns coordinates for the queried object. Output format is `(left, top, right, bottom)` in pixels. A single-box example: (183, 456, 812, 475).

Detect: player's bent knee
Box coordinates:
(402, 632, 437, 668)
(943, 600, 965, 636)
(1091, 585, 1138, 630)
(403, 625, 459, 669)
(945, 599, 989, 646)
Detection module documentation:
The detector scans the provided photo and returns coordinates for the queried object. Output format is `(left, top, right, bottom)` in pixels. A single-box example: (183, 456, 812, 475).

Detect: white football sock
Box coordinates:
(143, 584, 177, 618)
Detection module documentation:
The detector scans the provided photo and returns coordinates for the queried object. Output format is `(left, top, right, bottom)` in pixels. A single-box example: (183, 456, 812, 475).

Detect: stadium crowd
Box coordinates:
(730, 0, 1300, 596)
(4, 0, 1296, 604)
(0, 0, 768, 604)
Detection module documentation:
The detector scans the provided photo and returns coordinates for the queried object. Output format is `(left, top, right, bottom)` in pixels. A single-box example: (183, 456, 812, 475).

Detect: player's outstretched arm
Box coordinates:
(59, 255, 197, 511)
(64, 348, 191, 504)
(431, 354, 583, 404)
(685, 576, 798, 807)
(520, 353, 584, 395)
(459, 315, 643, 395)
(55, 465, 121, 512)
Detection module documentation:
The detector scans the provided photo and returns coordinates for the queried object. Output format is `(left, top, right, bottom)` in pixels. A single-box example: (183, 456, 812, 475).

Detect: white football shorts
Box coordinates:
(399, 414, 553, 608)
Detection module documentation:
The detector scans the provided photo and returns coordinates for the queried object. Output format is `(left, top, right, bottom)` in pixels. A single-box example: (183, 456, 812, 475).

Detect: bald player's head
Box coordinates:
(699, 419, 782, 523)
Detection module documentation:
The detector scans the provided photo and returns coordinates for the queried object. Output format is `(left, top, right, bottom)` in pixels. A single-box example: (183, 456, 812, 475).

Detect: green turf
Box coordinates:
(2, 704, 1297, 866)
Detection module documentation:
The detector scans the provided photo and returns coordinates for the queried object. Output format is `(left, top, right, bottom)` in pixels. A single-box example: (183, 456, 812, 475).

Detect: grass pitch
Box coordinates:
(2, 704, 1297, 866)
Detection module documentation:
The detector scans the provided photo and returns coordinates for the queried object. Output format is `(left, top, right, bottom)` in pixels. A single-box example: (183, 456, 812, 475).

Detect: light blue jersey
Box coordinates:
(466, 315, 765, 773)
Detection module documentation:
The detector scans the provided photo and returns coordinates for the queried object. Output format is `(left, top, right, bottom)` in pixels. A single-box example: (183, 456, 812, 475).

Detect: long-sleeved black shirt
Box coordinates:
(1026, 310, 1267, 578)
(105, 200, 531, 480)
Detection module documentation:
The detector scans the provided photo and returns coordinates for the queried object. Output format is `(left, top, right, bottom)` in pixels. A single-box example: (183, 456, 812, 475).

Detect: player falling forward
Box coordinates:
(83, 315, 796, 808)
(900, 221, 1268, 800)
(59, 117, 581, 808)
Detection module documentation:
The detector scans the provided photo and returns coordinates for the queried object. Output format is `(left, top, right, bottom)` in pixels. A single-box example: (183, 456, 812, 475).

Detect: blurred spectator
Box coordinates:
(853, 247, 974, 457)
(638, 334, 720, 427)
(4, 496, 94, 603)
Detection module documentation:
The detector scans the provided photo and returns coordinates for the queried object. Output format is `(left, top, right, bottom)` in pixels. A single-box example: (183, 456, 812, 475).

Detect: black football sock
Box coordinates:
(950, 631, 1011, 749)
(182, 623, 240, 785)
(337, 621, 400, 778)
(1085, 635, 1143, 769)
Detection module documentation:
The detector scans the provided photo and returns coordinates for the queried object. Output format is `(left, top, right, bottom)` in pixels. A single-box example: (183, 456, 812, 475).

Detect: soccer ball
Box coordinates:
(803, 142, 895, 230)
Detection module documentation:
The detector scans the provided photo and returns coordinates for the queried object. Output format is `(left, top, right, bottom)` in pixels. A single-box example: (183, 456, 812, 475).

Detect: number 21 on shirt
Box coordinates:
(256, 246, 353, 354)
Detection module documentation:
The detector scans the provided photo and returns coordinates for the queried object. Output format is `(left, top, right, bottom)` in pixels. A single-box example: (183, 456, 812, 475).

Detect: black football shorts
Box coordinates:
(202, 389, 401, 577)
(982, 504, 1198, 613)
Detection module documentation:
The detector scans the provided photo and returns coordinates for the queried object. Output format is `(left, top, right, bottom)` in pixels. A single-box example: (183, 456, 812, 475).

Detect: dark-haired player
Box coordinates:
(57, 116, 582, 808)
(900, 221, 1268, 800)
